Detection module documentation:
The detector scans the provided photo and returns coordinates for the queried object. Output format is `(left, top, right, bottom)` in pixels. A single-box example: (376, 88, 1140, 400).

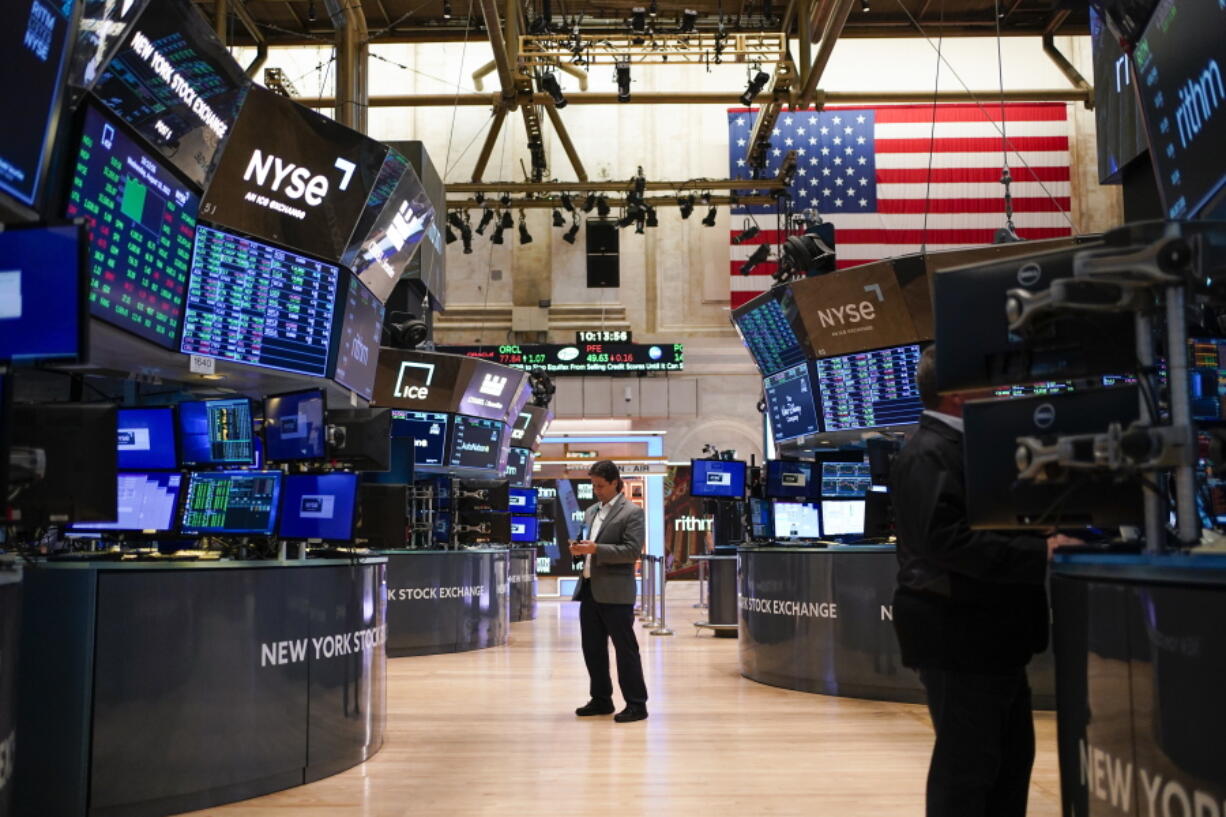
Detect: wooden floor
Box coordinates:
(190, 582, 1062, 817)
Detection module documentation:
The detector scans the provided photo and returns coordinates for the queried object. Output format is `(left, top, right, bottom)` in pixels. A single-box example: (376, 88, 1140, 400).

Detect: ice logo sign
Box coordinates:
(393, 361, 435, 400)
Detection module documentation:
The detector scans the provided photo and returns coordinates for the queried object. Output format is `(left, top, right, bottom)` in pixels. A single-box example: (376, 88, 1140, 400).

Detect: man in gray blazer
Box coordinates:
(569, 460, 649, 723)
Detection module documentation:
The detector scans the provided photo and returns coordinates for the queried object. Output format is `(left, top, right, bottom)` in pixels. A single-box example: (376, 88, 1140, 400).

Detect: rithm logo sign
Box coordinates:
(479, 373, 509, 397)
(243, 150, 358, 207)
(394, 361, 435, 400)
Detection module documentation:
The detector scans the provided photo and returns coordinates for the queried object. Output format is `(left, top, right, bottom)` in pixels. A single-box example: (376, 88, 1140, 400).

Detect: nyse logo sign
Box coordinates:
(394, 361, 436, 400)
(815, 284, 885, 329)
(480, 373, 509, 397)
(243, 149, 357, 207)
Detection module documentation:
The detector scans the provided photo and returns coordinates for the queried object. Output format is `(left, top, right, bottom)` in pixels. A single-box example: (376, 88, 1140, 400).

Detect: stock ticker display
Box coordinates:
(821, 463, 872, 498)
(181, 225, 340, 377)
(734, 295, 808, 376)
(763, 361, 820, 442)
(814, 344, 925, 432)
(67, 104, 199, 349)
(180, 470, 281, 535)
(178, 398, 256, 466)
(443, 343, 684, 375)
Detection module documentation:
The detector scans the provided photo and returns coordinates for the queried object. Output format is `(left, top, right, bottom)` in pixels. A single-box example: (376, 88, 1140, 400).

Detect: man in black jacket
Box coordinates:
(891, 346, 1079, 817)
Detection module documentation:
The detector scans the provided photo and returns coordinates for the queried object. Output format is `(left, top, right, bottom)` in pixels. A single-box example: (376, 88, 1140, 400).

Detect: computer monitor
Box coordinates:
(748, 497, 773, 540)
(71, 472, 183, 533)
(732, 288, 809, 376)
(454, 511, 511, 545)
(177, 398, 256, 467)
(765, 460, 817, 500)
(820, 462, 871, 498)
(179, 470, 282, 535)
(764, 361, 821, 442)
(511, 515, 539, 543)
(866, 437, 901, 487)
(456, 479, 510, 512)
(326, 408, 392, 471)
(263, 389, 327, 462)
(362, 437, 416, 486)
(278, 473, 359, 542)
(333, 273, 385, 400)
(1189, 338, 1226, 421)
(354, 483, 408, 548)
(0, 224, 88, 362)
(448, 415, 504, 471)
(772, 501, 821, 539)
(504, 447, 533, 487)
(390, 409, 449, 467)
(690, 459, 747, 500)
(814, 344, 925, 432)
(509, 487, 538, 514)
(821, 500, 866, 537)
(9, 403, 118, 525)
(117, 407, 177, 470)
(963, 386, 1144, 529)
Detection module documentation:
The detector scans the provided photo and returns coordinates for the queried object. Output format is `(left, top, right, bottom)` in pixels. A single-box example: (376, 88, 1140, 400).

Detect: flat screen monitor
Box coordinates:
(764, 361, 821, 442)
(333, 273, 385, 400)
(66, 103, 200, 350)
(355, 483, 407, 548)
(179, 470, 281, 535)
(278, 472, 359, 542)
(814, 345, 925, 431)
(821, 462, 871, 498)
(350, 161, 433, 303)
(1132, 0, 1226, 219)
(772, 501, 821, 539)
(765, 460, 816, 500)
(732, 289, 809, 376)
(504, 447, 532, 487)
(88, 0, 247, 187)
(510, 515, 538, 543)
(748, 498, 772, 540)
(362, 437, 415, 486)
(72, 471, 182, 532)
(198, 84, 388, 262)
(455, 478, 510, 513)
(821, 500, 865, 537)
(177, 397, 256, 467)
(963, 386, 1144, 529)
(325, 408, 392, 471)
(449, 415, 503, 471)
(933, 242, 1137, 393)
(508, 406, 550, 451)
(1190, 338, 1226, 421)
(1090, 7, 1149, 184)
(181, 225, 341, 378)
(117, 407, 176, 470)
(0, 224, 88, 362)
(9, 403, 118, 525)
(690, 459, 747, 500)
(509, 487, 538, 515)
(0, 0, 74, 208)
(390, 409, 449, 467)
(263, 389, 326, 462)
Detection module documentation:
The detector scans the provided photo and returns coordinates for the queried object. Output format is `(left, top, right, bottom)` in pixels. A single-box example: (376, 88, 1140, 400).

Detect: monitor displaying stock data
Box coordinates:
(733, 291, 809, 376)
(814, 344, 924, 432)
(772, 501, 821, 539)
(117, 407, 177, 470)
(764, 361, 820, 442)
(278, 472, 359, 541)
(821, 462, 871, 498)
(181, 225, 341, 377)
(73, 472, 183, 532)
(177, 397, 256, 466)
(390, 409, 449, 467)
(333, 274, 385, 400)
(66, 103, 199, 349)
(821, 499, 866, 537)
(179, 470, 282, 535)
(448, 415, 503, 471)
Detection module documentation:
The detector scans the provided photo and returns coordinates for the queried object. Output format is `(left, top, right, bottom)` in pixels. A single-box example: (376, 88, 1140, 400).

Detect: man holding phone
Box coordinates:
(570, 460, 648, 723)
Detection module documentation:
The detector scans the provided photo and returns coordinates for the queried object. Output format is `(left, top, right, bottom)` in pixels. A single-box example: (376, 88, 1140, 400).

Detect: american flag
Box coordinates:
(727, 103, 1075, 308)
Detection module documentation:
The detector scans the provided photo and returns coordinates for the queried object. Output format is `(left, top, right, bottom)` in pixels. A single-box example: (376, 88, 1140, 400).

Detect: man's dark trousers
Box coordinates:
(577, 579, 647, 706)
(918, 667, 1035, 817)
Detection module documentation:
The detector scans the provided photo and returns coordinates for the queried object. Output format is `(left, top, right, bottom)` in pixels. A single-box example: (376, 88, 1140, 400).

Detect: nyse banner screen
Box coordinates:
(449, 415, 503, 471)
(0, 0, 73, 207)
(764, 361, 821, 442)
(1133, 0, 1226, 218)
(733, 292, 809, 376)
(199, 84, 388, 261)
(814, 344, 924, 432)
(181, 225, 340, 377)
(90, 0, 248, 188)
(457, 359, 527, 423)
(350, 162, 434, 303)
(442, 343, 685, 375)
(333, 274, 385, 400)
(66, 104, 199, 349)
(342, 148, 409, 268)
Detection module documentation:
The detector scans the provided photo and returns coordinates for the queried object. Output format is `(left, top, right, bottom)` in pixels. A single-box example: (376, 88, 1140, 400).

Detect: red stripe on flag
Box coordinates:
(728, 262, 779, 277)
(876, 166, 1070, 184)
(877, 197, 1071, 214)
(872, 103, 1068, 124)
(875, 136, 1069, 153)
(833, 227, 1072, 244)
(731, 292, 758, 309)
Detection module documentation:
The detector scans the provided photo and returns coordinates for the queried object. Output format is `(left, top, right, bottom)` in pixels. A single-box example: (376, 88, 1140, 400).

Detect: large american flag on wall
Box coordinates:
(727, 103, 1075, 308)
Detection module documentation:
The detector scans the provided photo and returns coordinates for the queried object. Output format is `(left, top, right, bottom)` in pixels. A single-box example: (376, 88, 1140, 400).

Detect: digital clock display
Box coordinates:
(440, 343, 684, 375)
(575, 330, 632, 344)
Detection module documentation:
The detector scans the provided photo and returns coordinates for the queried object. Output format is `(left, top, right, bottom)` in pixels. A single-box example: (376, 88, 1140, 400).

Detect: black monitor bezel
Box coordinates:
(0, 220, 90, 364)
(176, 396, 258, 468)
(277, 471, 361, 543)
(263, 387, 329, 463)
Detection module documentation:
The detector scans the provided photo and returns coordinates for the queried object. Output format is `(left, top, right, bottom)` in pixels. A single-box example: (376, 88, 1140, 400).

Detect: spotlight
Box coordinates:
(307, 0, 316, 22)
(582, 193, 597, 213)
(678, 195, 694, 219)
(631, 169, 646, 203)
(500, 210, 514, 229)
(740, 70, 770, 106)
(552, 209, 565, 227)
(732, 222, 760, 244)
(561, 192, 574, 212)
(460, 224, 473, 254)
(500, 192, 512, 207)
(740, 243, 770, 275)
(476, 208, 495, 234)
(634, 220, 645, 235)
(615, 61, 631, 103)
(474, 192, 485, 204)
(596, 195, 611, 218)
(701, 206, 717, 227)
(630, 7, 646, 31)
(680, 8, 698, 33)
(859, 0, 870, 10)
(491, 223, 506, 245)
(562, 221, 580, 244)
(518, 214, 533, 244)
(539, 71, 567, 108)
(617, 211, 637, 229)
(645, 206, 658, 228)
(443, 0, 452, 19)
(447, 211, 465, 230)
(445, 224, 458, 244)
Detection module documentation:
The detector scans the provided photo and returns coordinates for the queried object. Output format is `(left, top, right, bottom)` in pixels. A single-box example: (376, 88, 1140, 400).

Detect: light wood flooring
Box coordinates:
(188, 581, 1062, 817)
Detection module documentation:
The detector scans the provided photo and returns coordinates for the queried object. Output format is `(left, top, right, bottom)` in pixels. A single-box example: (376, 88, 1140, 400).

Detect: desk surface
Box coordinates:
(28, 557, 388, 572)
(1053, 549, 1226, 587)
(739, 544, 897, 554)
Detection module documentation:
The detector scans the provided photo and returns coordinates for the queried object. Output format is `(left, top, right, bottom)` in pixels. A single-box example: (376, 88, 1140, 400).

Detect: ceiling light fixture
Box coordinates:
(740, 69, 771, 106)
(615, 61, 631, 103)
(552, 209, 565, 227)
(680, 9, 698, 33)
(740, 243, 770, 275)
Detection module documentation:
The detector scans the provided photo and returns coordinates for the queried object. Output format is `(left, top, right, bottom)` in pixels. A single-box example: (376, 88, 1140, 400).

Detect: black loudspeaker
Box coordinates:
(586, 220, 619, 287)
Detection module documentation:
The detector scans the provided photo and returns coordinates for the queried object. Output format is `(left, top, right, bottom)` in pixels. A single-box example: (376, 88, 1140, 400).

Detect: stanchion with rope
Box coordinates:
(693, 556, 707, 608)
(651, 555, 674, 636)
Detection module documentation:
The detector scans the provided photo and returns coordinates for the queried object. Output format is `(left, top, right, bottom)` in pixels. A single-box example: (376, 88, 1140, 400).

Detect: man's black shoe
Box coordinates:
(614, 705, 648, 723)
(575, 699, 615, 716)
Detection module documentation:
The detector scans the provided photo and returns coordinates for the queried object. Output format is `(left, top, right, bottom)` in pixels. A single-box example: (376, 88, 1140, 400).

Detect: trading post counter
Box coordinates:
(15, 558, 388, 817)
(381, 549, 511, 657)
(1, 565, 19, 817)
(509, 547, 538, 623)
(739, 546, 1056, 706)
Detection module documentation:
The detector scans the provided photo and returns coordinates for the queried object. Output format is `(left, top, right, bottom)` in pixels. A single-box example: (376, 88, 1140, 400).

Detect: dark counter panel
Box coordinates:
(0, 571, 19, 817)
(509, 548, 537, 623)
(383, 551, 510, 657)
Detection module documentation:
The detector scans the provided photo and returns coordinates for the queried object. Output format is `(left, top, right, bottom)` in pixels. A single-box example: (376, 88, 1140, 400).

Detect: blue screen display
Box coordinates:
(390, 409, 449, 466)
(279, 473, 359, 541)
(504, 447, 532, 486)
(0, 225, 85, 362)
(690, 459, 747, 499)
(764, 362, 820, 442)
(509, 487, 538, 514)
(264, 390, 326, 462)
(510, 515, 538, 543)
(72, 472, 182, 532)
(178, 398, 256, 466)
(180, 470, 281, 534)
(117, 407, 176, 470)
(765, 460, 816, 500)
(448, 415, 503, 471)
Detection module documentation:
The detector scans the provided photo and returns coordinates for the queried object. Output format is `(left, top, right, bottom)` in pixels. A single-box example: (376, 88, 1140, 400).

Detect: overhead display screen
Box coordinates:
(505, 448, 533, 487)
(509, 404, 551, 451)
(814, 344, 924, 432)
(373, 349, 465, 413)
(70, 0, 150, 100)
(1133, 0, 1226, 219)
(390, 409, 449, 467)
(199, 84, 388, 261)
(333, 274, 385, 400)
(456, 358, 528, 423)
(0, 0, 74, 208)
(264, 389, 326, 462)
(1091, 8, 1148, 183)
(89, 0, 248, 188)
(349, 161, 434, 303)
(180, 225, 340, 377)
(448, 415, 503, 471)
(733, 291, 809, 376)
(442, 343, 685, 375)
(0, 224, 87, 362)
(763, 361, 820, 442)
(342, 147, 409, 268)
(66, 103, 199, 349)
